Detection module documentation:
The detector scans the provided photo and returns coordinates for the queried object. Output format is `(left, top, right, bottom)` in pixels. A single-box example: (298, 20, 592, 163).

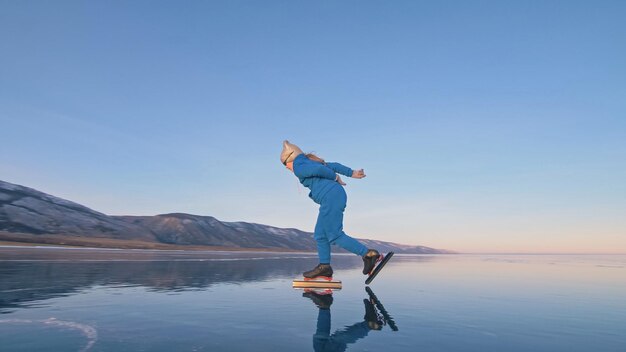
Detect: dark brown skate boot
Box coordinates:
(362, 249, 382, 275)
(303, 264, 334, 280)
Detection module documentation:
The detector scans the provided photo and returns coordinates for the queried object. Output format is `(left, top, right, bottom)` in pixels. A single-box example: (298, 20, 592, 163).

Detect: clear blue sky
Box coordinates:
(1, 1, 624, 253)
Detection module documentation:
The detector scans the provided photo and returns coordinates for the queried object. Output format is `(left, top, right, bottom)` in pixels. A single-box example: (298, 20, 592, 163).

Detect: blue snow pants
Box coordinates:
(315, 185, 368, 264)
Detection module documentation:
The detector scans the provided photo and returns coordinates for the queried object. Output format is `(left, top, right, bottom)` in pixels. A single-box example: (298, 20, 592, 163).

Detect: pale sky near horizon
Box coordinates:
(1, 1, 625, 253)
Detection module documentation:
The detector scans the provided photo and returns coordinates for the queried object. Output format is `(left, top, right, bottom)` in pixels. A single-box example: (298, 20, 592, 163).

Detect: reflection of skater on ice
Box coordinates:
(280, 141, 387, 281)
(302, 288, 398, 352)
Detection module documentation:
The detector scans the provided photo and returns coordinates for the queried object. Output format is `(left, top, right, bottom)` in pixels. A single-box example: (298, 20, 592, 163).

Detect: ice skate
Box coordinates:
(364, 250, 395, 285)
(293, 264, 342, 289)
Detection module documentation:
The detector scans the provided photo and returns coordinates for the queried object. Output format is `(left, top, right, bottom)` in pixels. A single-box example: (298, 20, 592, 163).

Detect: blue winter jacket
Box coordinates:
(293, 153, 353, 204)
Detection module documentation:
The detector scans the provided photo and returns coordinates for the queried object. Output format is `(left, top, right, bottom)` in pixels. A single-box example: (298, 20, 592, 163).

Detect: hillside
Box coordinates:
(0, 180, 453, 254)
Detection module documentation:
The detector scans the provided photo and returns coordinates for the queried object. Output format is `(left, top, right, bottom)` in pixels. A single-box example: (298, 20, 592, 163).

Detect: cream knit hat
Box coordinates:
(280, 140, 303, 164)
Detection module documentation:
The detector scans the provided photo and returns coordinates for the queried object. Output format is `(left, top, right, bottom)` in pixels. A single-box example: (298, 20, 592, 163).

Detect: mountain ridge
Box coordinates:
(0, 180, 454, 254)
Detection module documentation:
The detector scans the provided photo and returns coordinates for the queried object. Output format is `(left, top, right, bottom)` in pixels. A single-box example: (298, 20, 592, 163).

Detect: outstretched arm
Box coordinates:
(325, 162, 353, 177)
(326, 162, 366, 179)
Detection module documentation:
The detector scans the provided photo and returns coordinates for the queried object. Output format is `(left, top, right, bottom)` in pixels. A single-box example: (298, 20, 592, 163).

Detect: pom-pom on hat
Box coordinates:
(280, 140, 303, 165)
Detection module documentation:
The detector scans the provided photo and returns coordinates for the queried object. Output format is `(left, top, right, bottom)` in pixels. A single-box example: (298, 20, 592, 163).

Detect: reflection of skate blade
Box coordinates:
(303, 288, 334, 295)
(365, 287, 398, 331)
(293, 279, 342, 289)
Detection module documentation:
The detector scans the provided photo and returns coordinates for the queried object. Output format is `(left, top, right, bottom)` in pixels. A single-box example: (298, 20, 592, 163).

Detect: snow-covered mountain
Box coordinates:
(0, 180, 453, 254)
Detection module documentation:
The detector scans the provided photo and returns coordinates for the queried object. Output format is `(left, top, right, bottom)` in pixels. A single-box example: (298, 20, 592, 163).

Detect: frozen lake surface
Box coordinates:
(1, 247, 625, 351)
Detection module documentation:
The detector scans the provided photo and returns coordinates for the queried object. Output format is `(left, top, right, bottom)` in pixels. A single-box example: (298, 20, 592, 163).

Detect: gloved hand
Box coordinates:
(352, 169, 366, 179)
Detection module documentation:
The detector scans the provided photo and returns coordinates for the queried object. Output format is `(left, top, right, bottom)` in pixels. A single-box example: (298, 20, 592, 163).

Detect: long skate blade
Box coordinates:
(293, 279, 342, 289)
(365, 252, 394, 285)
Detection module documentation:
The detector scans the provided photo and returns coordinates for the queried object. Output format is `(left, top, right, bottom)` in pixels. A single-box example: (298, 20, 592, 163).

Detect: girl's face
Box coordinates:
(285, 161, 294, 172)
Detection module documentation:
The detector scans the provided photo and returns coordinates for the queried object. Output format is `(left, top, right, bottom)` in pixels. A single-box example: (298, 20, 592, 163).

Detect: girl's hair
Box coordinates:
(305, 153, 326, 164)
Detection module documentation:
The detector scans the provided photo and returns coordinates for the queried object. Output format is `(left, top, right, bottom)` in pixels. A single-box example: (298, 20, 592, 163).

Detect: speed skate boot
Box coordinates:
(303, 264, 333, 280)
(362, 249, 382, 275)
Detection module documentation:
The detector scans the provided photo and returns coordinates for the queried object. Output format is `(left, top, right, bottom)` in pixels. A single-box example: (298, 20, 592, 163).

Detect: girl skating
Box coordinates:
(280, 140, 389, 281)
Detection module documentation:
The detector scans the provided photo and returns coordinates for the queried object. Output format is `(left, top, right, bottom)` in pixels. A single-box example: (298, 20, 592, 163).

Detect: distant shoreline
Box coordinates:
(1, 241, 623, 256)
(0, 236, 312, 253)
(0, 232, 455, 254)
(0, 243, 305, 253)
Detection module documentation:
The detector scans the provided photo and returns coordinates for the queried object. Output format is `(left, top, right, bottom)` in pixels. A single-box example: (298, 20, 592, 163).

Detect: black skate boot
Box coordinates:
(303, 263, 333, 280)
(362, 249, 381, 275)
